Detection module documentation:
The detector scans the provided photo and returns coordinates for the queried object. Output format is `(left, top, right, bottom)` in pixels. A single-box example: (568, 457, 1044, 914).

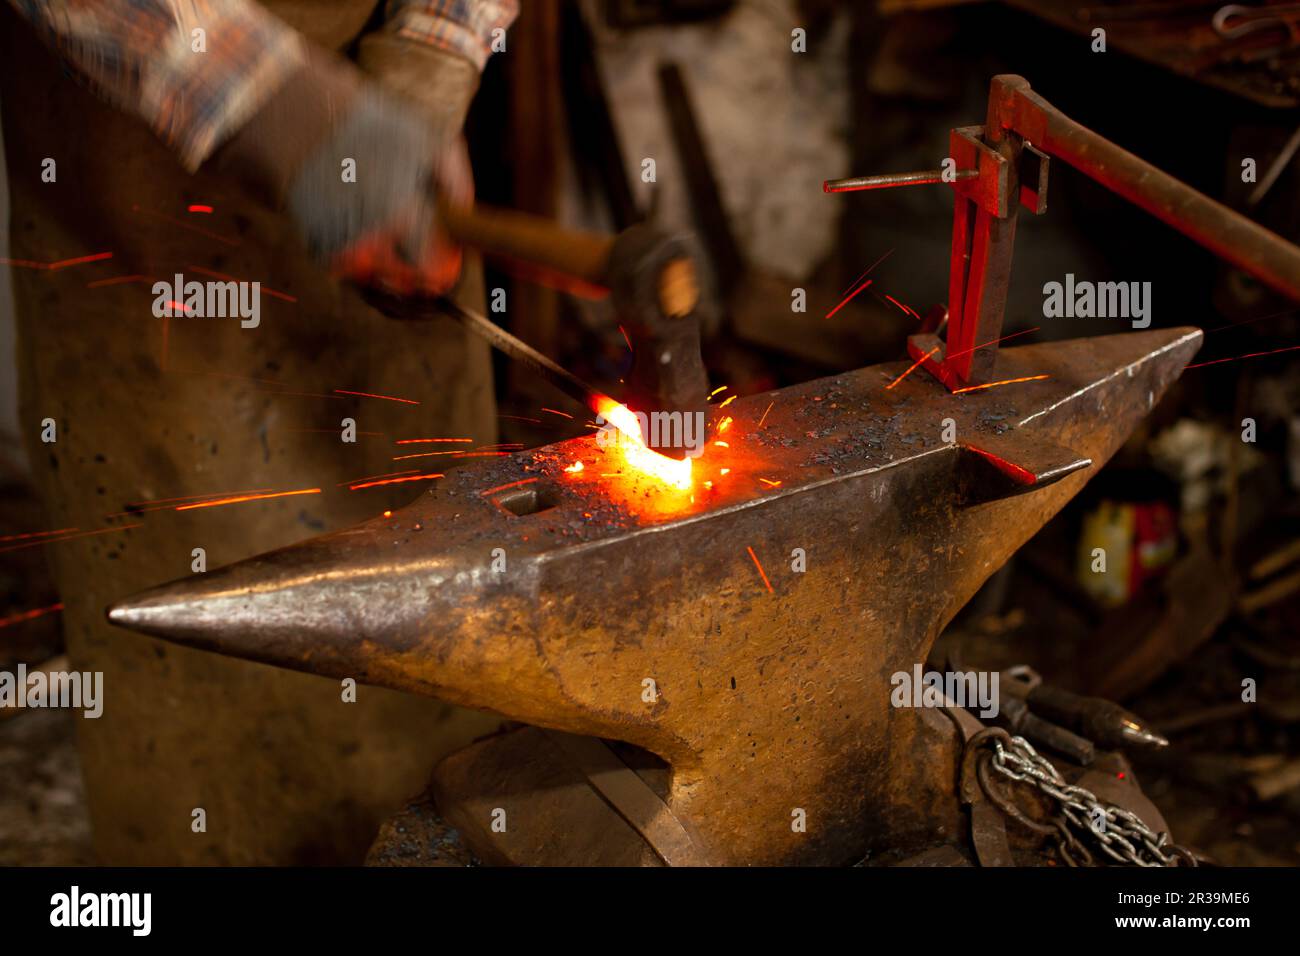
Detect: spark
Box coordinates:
(0, 524, 140, 555)
(886, 347, 940, 390)
(133, 204, 239, 246)
(883, 294, 920, 319)
(176, 488, 320, 510)
(1, 251, 114, 271)
(951, 374, 1050, 395)
(0, 603, 64, 630)
(825, 277, 873, 320)
(348, 474, 443, 491)
(453, 451, 512, 458)
(110, 488, 275, 516)
(836, 249, 893, 299)
(717, 417, 733, 433)
(709, 386, 729, 397)
(564, 461, 584, 473)
(87, 274, 149, 288)
(619, 325, 633, 351)
(758, 401, 774, 429)
(383, 510, 393, 518)
(719, 468, 730, 475)
(188, 204, 214, 214)
(482, 478, 538, 497)
(1185, 342, 1300, 370)
(541, 407, 573, 419)
(719, 395, 736, 408)
(263, 390, 343, 400)
(334, 388, 419, 405)
(392, 451, 460, 461)
(0, 527, 77, 543)
(338, 470, 419, 487)
(758, 478, 782, 488)
(887, 328, 1042, 391)
(395, 438, 473, 445)
(746, 546, 774, 594)
(945, 326, 1041, 362)
(714, 441, 730, 448)
(188, 265, 296, 302)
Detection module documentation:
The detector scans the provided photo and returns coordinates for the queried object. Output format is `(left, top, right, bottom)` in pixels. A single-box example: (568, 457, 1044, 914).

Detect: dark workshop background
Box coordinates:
(4, 0, 1300, 865)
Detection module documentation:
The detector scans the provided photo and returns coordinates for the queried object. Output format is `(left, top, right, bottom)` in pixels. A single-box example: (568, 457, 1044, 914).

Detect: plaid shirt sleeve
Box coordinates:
(380, 0, 519, 71)
(7, 0, 306, 171)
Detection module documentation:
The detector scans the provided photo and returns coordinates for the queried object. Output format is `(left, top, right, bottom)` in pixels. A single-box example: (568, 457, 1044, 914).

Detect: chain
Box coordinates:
(980, 733, 1196, 868)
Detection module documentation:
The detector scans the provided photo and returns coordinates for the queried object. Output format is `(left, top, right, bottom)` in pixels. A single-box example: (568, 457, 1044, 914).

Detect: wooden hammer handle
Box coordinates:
(440, 202, 615, 298)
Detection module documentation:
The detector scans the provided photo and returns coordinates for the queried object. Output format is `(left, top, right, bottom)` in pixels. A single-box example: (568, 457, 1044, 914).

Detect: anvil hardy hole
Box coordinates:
(496, 484, 561, 517)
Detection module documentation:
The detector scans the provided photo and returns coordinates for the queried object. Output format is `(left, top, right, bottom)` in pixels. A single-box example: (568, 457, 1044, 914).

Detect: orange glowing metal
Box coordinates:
(595, 398, 692, 491)
(176, 488, 321, 510)
(951, 374, 1050, 395)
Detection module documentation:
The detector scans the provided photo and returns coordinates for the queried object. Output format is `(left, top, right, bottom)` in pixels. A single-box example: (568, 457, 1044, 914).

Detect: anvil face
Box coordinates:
(109, 327, 1201, 865)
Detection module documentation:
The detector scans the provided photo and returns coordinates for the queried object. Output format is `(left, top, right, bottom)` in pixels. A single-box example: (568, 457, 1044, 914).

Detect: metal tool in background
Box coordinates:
(1001, 665, 1171, 751)
(437, 202, 710, 452)
(825, 73, 1300, 391)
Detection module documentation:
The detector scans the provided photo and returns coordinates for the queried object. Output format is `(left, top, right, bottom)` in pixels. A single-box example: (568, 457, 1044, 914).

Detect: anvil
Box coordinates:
(107, 325, 1200, 865)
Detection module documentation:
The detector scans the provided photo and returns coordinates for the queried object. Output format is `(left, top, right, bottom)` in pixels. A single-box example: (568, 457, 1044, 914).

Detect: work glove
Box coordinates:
(211, 46, 472, 295)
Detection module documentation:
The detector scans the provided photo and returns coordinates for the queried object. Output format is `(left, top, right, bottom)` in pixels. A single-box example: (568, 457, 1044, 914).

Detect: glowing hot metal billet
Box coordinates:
(108, 328, 1200, 866)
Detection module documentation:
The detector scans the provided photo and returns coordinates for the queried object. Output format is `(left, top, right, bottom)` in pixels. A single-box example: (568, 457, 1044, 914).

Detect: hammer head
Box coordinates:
(606, 225, 710, 457)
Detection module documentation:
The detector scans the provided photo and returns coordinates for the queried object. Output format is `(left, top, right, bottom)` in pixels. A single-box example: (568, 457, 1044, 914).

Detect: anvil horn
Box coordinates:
(108, 327, 1201, 865)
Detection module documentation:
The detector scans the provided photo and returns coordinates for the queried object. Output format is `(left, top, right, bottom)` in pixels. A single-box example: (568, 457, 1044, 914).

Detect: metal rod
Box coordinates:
(823, 168, 977, 193)
(437, 297, 610, 414)
(1019, 87, 1300, 303)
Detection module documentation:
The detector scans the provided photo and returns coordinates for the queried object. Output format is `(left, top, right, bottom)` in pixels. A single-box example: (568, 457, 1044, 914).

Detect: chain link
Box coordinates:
(982, 734, 1196, 868)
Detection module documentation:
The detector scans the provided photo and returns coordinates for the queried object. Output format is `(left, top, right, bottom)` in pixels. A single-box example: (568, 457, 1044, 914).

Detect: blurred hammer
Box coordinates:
(438, 203, 710, 454)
